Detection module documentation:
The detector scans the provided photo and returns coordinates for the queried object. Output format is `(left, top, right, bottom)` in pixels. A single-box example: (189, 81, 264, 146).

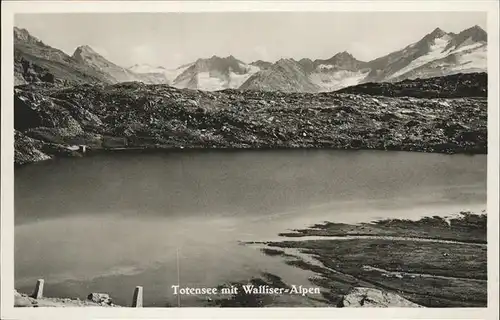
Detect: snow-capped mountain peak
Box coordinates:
(241, 25, 486, 93)
(299, 51, 369, 91)
(14, 24, 487, 92)
(443, 25, 487, 52)
(172, 55, 260, 91)
(314, 51, 365, 71)
(378, 26, 487, 82)
(414, 28, 453, 52)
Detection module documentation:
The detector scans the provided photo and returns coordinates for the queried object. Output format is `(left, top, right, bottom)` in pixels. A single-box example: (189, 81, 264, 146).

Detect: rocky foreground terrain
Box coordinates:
(337, 72, 487, 98)
(244, 211, 487, 307)
(15, 286, 418, 308)
(14, 290, 121, 308)
(14, 72, 487, 165)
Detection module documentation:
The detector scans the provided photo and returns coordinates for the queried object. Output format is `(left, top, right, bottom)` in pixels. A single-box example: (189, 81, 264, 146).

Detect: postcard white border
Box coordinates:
(2, 1, 499, 319)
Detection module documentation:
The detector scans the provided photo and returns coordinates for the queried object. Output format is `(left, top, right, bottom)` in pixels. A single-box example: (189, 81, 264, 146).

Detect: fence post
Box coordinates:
(32, 279, 44, 299)
(132, 286, 143, 307)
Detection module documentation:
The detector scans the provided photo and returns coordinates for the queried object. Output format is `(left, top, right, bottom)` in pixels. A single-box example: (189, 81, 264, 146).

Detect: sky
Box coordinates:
(15, 12, 487, 69)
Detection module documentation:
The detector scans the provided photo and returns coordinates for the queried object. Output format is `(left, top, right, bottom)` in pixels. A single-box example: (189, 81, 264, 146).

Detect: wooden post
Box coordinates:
(132, 286, 143, 307)
(32, 279, 44, 299)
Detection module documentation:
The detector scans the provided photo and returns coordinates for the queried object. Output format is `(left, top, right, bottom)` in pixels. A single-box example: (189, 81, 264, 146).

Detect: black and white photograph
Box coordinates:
(1, 1, 499, 319)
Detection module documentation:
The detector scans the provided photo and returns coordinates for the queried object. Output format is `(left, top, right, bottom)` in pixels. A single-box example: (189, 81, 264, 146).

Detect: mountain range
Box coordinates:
(14, 25, 487, 92)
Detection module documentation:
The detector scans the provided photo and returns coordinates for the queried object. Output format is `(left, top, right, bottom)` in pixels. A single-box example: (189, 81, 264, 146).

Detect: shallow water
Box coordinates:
(14, 150, 486, 306)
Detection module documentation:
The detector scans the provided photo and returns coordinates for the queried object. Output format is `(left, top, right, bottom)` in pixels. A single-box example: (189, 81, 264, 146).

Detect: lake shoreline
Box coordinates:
(14, 144, 486, 168)
(251, 211, 487, 307)
(15, 211, 487, 308)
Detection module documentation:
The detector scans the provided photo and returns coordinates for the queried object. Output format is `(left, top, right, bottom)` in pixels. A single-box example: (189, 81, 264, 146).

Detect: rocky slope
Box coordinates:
(336, 72, 487, 98)
(240, 58, 319, 92)
(14, 27, 167, 86)
(240, 53, 370, 93)
(72, 45, 169, 84)
(14, 27, 112, 86)
(14, 73, 487, 166)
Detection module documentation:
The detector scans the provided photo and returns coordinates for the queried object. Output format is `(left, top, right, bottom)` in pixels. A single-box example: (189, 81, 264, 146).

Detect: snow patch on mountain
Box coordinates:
(451, 44, 487, 71)
(317, 64, 336, 70)
(163, 65, 193, 83)
(450, 42, 484, 55)
(175, 65, 259, 91)
(389, 35, 452, 80)
(195, 72, 226, 91)
(227, 65, 260, 88)
(171, 56, 260, 91)
(390, 41, 487, 81)
(310, 70, 371, 91)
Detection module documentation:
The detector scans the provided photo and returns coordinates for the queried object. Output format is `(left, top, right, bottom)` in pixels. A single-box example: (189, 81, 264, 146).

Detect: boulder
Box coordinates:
(14, 290, 38, 307)
(340, 287, 423, 308)
(87, 293, 112, 305)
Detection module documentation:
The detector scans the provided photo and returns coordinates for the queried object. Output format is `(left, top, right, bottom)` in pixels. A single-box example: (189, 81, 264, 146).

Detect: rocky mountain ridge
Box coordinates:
(364, 26, 487, 83)
(14, 25, 487, 92)
(71, 45, 169, 84)
(240, 58, 320, 93)
(14, 27, 168, 86)
(240, 26, 486, 92)
(14, 27, 110, 86)
(337, 72, 487, 98)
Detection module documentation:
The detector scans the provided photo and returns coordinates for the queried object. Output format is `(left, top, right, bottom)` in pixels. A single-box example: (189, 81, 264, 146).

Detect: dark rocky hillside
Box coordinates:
(14, 27, 113, 86)
(14, 72, 487, 165)
(336, 72, 487, 98)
